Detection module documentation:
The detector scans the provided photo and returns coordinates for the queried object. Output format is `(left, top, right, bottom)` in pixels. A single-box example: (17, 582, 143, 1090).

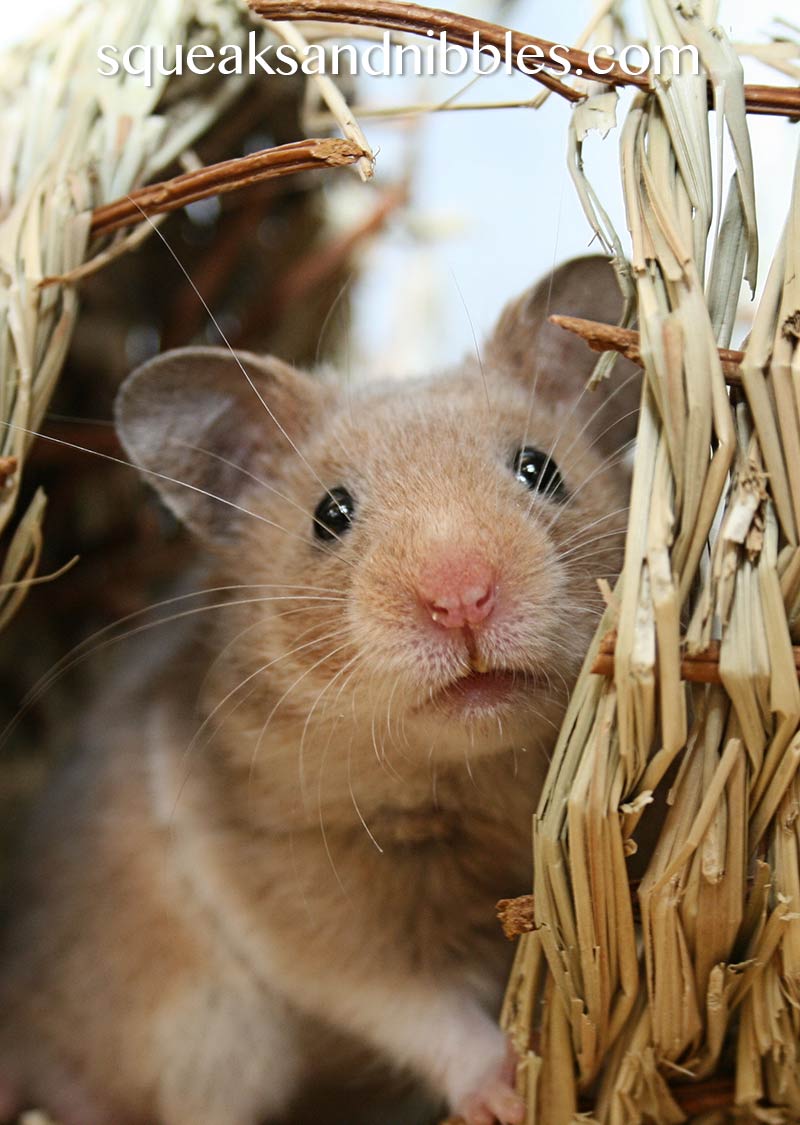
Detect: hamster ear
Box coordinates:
(115, 346, 322, 544)
(487, 255, 641, 455)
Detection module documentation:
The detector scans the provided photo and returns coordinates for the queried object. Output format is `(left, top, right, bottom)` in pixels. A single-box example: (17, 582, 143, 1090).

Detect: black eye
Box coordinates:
(313, 487, 355, 541)
(513, 447, 567, 502)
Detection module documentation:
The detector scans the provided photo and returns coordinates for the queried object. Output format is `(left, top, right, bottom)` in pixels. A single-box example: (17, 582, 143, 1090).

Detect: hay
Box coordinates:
(0, 0, 367, 634)
(496, 5, 800, 1122)
(0, 0, 246, 625)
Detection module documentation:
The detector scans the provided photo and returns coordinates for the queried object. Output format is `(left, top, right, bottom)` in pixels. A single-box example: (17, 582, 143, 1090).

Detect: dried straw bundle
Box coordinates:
(0, 0, 257, 628)
(0, 0, 370, 636)
(497, 8, 800, 1124)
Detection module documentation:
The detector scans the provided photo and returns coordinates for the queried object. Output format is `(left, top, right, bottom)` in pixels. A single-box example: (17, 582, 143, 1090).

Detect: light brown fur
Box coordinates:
(0, 258, 639, 1125)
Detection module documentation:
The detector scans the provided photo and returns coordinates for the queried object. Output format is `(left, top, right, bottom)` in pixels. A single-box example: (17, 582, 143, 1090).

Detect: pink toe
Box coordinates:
(499, 1094, 526, 1125)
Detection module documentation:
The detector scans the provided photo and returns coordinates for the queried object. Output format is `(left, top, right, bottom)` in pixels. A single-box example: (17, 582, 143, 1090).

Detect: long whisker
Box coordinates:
(343, 681, 386, 855)
(310, 655, 383, 888)
(556, 525, 634, 564)
(520, 250, 560, 453)
(540, 442, 634, 530)
(540, 369, 641, 496)
(552, 505, 631, 552)
(316, 274, 354, 374)
(450, 268, 490, 411)
(347, 744, 384, 854)
(248, 640, 352, 792)
(196, 605, 335, 702)
(1, 587, 345, 749)
(297, 649, 363, 799)
(367, 671, 405, 782)
(542, 426, 636, 501)
(0, 419, 317, 553)
(136, 204, 350, 516)
(176, 627, 350, 799)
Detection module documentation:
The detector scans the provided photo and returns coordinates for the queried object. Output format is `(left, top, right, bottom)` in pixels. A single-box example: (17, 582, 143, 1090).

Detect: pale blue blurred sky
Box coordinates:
(3, 0, 796, 375)
(343, 0, 797, 375)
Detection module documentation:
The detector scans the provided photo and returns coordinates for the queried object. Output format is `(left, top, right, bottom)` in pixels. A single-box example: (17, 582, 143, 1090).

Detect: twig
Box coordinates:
(550, 314, 746, 384)
(744, 82, 800, 117)
(668, 1079, 735, 1116)
(249, 0, 588, 101)
(265, 20, 375, 180)
(90, 138, 369, 237)
(591, 631, 800, 685)
(306, 97, 555, 124)
(248, 0, 800, 120)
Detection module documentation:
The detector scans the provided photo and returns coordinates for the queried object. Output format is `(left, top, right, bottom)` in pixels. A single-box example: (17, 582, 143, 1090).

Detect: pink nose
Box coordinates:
(417, 554, 497, 630)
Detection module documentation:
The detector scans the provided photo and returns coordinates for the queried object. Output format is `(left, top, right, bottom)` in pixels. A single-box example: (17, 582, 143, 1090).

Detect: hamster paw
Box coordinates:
(454, 1057, 525, 1125)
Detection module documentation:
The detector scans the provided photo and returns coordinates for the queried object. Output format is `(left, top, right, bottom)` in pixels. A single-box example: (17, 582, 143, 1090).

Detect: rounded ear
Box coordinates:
(115, 346, 322, 544)
(486, 256, 641, 456)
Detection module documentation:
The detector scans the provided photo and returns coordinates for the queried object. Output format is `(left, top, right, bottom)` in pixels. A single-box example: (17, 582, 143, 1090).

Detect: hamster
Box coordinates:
(0, 256, 638, 1125)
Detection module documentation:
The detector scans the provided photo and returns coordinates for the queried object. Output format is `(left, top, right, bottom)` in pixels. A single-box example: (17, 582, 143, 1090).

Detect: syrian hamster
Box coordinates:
(0, 257, 638, 1125)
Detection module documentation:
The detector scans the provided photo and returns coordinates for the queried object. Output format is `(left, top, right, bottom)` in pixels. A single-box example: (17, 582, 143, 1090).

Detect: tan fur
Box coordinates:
(0, 258, 638, 1125)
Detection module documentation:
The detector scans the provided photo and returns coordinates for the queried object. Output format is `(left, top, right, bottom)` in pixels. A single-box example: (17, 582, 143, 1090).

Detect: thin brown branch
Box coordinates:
(592, 631, 800, 685)
(90, 138, 369, 237)
(248, 0, 800, 120)
(744, 82, 800, 118)
(249, 0, 589, 101)
(550, 314, 745, 384)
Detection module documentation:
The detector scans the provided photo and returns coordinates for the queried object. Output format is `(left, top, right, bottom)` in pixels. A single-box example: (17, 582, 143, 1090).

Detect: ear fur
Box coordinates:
(487, 256, 641, 456)
(115, 346, 321, 544)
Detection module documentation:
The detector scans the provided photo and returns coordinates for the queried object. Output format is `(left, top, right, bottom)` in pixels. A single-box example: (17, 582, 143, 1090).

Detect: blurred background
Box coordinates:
(0, 0, 796, 856)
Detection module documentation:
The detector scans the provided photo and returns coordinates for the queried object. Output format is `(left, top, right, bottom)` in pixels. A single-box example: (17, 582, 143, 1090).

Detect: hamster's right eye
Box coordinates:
(512, 446, 567, 502)
(313, 487, 355, 542)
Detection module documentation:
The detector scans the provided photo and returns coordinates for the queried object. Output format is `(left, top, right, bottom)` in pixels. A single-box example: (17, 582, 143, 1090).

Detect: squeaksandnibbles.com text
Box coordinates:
(97, 31, 700, 88)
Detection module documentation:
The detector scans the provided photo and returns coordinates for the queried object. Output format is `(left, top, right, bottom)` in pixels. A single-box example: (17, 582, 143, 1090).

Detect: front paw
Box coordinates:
(454, 1051, 525, 1125)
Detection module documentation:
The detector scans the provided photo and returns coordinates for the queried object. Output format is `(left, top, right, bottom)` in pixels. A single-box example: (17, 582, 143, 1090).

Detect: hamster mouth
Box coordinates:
(428, 665, 537, 720)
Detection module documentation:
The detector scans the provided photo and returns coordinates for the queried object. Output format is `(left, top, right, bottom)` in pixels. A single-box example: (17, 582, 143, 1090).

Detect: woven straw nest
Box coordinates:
(2, 0, 800, 1122)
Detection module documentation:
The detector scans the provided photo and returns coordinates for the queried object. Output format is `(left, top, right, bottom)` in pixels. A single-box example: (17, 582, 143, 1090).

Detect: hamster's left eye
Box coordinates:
(313, 487, 355, 541)
(512, 447, 567, 502)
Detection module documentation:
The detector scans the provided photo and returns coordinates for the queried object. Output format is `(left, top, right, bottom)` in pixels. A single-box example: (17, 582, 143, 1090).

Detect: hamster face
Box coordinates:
(116, 256, 638, 771)
(231, 371, 626, 761)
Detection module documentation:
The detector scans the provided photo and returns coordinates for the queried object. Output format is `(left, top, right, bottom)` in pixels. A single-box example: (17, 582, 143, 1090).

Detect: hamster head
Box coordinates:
(116, 257, 639, 766)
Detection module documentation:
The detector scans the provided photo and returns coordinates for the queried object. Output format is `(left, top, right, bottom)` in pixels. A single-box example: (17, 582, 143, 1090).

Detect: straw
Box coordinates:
(0, 0, 364, 629)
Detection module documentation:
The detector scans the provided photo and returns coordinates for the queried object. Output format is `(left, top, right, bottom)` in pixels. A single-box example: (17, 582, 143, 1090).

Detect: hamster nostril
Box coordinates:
(466, 582, 497, 625)
(428, 599, 459, 626)
(475, 587, 493, 610)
